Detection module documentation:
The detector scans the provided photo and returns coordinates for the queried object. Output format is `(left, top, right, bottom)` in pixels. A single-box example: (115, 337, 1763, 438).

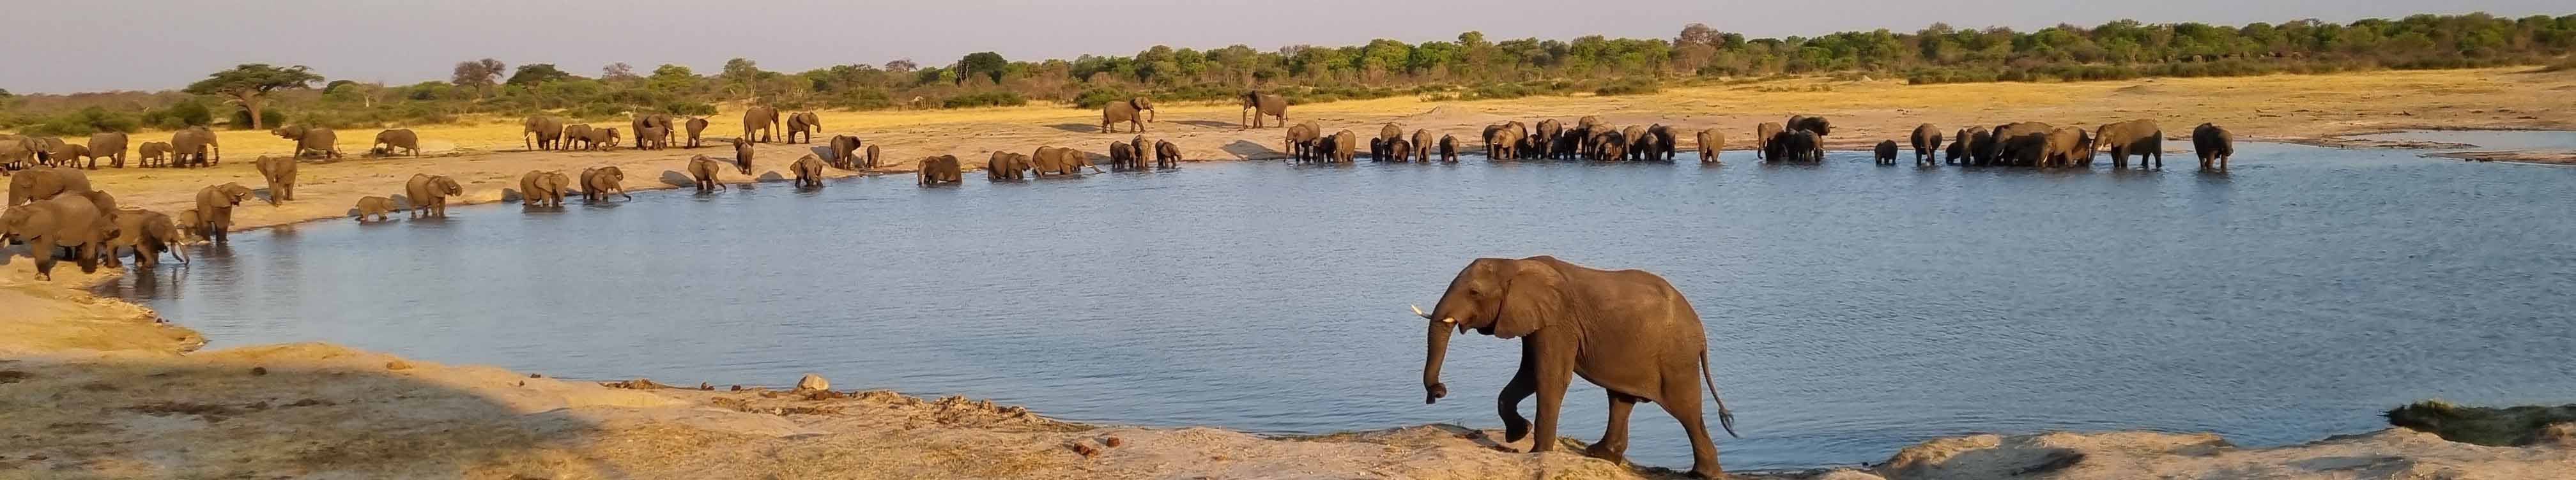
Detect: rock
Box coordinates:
(1067, 439, 1103, 458)
(795, 373, 829, 391)
(384, 360, 412, 371)
(1103, 436, 1124, 448)
(1813, 470, 1887, 480)
(249, 366, 267, 376)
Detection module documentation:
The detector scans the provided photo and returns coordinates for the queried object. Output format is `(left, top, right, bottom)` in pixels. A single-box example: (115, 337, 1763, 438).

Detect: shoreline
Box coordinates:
(8, 68, 2575, 478)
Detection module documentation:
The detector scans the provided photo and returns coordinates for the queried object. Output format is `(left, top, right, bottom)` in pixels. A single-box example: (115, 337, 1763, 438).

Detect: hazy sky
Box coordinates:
(4, 1, 2562, 93)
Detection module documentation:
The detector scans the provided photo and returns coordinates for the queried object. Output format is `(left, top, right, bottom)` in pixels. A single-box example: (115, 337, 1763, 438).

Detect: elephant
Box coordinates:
(86, 132, 127, 169)
(1032, 146, 1067, 176)
(1766, 130, 1821, 162)
(865, 145, 882, 170)
(1385, 139, 1414, 163)
(103, 208, 186, 269)
(1596, 133, 1629, 161)
(1154, 140, 1181, 169)
(1753, 123, 1782, 160)
(353, 196, 396, 222)
(254, 156, 298, 204)
(1373, 124, 1405, 161)
(632, 114, 677, 147)
(1, 136, 38, 171)
(1438, 135, 1460, 162)
(916, 154, 963, 186)
(1910, 124, 1943, 166)
(784, 112, 820, 144)
(581, 166, 632, 202)
(790, 154, 828, 188)
(47, 144, 90, 169)
(2193, 123, 2234, 171)
(137, 141, 172, 167)
(730, 137, 756, 175)
(1957, 126, 1993, 165)
(1285, 123, 1321, 161)
(1643, 124, 1679, 161)
(1786, 115, 1832, 137)
(1696, 130, 1724, 163)
(1874, 140, 1900, 165)
(2094, 119, 2163, 169)
(1414, 256, 1741, 479)
(1312, 135, 1340, 164)
(685, 117, 710, 148)
(1483, 124, 1526, 160)
(1128, 135, 1153, 170)
(402, 174, 462, 218)
(2043, 128, 2094, 168)
(524, 116, 566, 151)
(1987, 122, 2056, 167)
(988, 151, 1031, 181)
(191, 183, 253, 243)
(1241, 91, 1288, 128)
(563, 124, 596, 150)
(1103, 98, 1156, 133)
(519, 170, 571, 207)
(171, 126, 220, 167)
(744, 106, 782, 142)
(687, 155, 728, 192)
(634, 125, 668, 150)
(1533, 120, 1565, 159)
(174, 209, 204, 244)
(10, 167, 92, 206)
(374, 129, 420, 156)
(271, 125, 341, 160)
(1327, 130, 1360, 163)
(0, 195, 117, 280)
(829, 135, 864, 169)
(582, 127, 622, 150)
(24, 137, 67, 167)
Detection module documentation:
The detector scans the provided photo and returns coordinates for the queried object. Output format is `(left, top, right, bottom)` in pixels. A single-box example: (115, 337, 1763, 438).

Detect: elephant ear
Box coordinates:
(1491, 261, 1563, 339)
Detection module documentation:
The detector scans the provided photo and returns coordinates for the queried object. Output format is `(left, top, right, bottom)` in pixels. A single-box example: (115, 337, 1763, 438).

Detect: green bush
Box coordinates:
(942, 91, 1027, 109)
(1073, 87, 1132, 109)
(1593, 78, 1660, 96)
(659, 101, 717, 116)
(141, 100, 217, 129)
(228, 109, 288, 130)
(1467, 82, 1534, 100)
(826, 89, 896, 110)
(19, 107, 142, 136)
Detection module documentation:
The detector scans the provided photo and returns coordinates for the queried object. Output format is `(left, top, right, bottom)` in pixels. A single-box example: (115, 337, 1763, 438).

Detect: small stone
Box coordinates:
(1103, 437, 1124, 448)
(249, 366, 268, 376)
(698, 382, 712, 391)
(730, 385, 742, 391)
(385, 360, 412, 371)
(529, 373, 542, 378)
(1068, 441, 1101, 458)
(796, 373, 829, 391)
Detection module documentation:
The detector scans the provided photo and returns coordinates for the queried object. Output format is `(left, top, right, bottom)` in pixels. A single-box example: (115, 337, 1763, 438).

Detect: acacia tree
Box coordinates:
(182, 64, 321, 130)
(452, 58, 505, 94)
(959, 52, 1008, 84)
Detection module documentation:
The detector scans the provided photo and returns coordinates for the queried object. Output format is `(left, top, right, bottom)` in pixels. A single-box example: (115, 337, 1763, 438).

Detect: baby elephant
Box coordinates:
(353, 196, 397, 222)
(255, 156, 298, 204)
(730, 137, 755, 175)
(1874, 140, 1900, 165)
(790, 154, 827, 188)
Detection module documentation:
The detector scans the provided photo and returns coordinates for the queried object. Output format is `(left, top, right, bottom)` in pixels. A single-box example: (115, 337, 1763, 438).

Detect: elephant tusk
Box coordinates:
(1411, 304, 1430, 319)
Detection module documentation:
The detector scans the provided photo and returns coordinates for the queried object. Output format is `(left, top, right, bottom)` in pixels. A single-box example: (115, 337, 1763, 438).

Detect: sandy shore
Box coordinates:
(6, 68, 2576, 478)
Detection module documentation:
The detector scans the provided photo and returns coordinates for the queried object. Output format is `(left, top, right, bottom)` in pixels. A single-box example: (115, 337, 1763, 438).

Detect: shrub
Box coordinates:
(140, 100, 216, 130)
(826, 89, 896, 110)
(19, 107, 142, 136)
(227, 109, 288, 130)
(1593, 78, 1660, 96)
(942, 91, 1027, 109)
(659, 101, 717, 116)
(1073, 87, 1132, 109)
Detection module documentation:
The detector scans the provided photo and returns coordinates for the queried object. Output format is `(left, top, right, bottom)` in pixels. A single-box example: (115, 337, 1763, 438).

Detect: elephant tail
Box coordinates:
(1700, 349, 1740, 439)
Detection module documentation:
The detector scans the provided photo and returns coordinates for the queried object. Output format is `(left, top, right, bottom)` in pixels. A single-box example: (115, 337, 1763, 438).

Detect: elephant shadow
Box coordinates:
(1045, 123, 1104, 133)
(1172, 120, 1237, 129)
(0, 357, 615, 479)
(1220, 140, 1281, 160)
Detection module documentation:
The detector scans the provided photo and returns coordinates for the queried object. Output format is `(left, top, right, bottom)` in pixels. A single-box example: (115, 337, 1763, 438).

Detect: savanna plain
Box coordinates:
(5, 66, 2576, 479)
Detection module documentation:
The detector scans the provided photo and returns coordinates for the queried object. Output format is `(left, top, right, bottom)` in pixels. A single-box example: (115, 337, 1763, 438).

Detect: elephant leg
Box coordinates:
(1527, 336, 1575, 453)
(1659, 377, 1724, 479)
(1586, 392, 1639, 465)
(1496, 347, 1538, 442)
(31, 241, 57, 280)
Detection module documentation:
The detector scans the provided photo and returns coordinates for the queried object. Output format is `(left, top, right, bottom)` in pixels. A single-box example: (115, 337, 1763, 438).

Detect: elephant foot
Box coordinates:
(1581, 443, 1627, 465)
(1501, 417, 1530, 442)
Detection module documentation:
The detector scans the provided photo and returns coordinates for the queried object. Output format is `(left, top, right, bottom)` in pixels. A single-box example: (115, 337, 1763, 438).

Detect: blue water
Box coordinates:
(102, 143, 2576, 470)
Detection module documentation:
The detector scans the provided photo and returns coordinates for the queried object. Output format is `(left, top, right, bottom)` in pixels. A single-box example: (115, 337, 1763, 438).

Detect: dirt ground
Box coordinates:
(6, 68, 2576, 479)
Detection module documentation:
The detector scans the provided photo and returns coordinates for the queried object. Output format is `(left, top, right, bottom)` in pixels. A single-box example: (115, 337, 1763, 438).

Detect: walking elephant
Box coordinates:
(1414, 256, 1741, 479)
(524, 116, 566, 151)
(988, 151, 1031, 181)
(744, 107, 782, 142)
(730, 137, 755, 174)
(137, 142, 171, 168)
(1910, 124, 1943, 166)
(1103, 98, 1156, 133)
(374, 129, 420, 156)
(353, 196, 397, 222)
(563, 124, 596, 150)
(171, 126, 220, 167)
(402, 174, 462, 218)
(0, 195, 117, 280)
(192, 183, 253, 243)
(2094, 119, 2163, 169)
(1241, 91, 1287, 128)
(632, 114, 677, 148)
(85, 132, 127, 169)
(270, 126, 340, 160)
(916, 154, 962, 186)
(829, 135, 864, 169)
(2193, 123, 2234, 172)
(254, 156, 298, 204)
(581, 166, 631, 202)
(784, 112, 820, 144)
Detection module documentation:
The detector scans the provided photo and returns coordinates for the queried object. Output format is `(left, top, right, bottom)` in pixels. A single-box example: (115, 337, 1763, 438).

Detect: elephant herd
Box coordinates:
(1903, 119, 2235, 171)
(1, 128, 227, 173)
(1264, 112, 2238, 172)
(3, 167, 200, 280)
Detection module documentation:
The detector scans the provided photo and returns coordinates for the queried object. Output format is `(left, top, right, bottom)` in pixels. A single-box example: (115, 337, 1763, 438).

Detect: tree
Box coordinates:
(884, 59, 917, 74)
(181, 64, 321, 130)
(0, 87, 12, 98)
(601, 63, 639, 81)
(452, 58, 505, 91)
(721, 57, 763, 82)
(959, 52, 1008, 84)
(507, 63, 576, 86)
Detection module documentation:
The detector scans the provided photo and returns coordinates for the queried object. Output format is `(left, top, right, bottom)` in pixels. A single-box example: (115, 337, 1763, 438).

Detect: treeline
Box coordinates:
(3, 12, 2570, 136)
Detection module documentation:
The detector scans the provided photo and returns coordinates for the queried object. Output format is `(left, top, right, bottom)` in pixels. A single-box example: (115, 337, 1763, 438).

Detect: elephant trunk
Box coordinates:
(1147, 108, 1156, 123)
(1423, 316, 1453, 405)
